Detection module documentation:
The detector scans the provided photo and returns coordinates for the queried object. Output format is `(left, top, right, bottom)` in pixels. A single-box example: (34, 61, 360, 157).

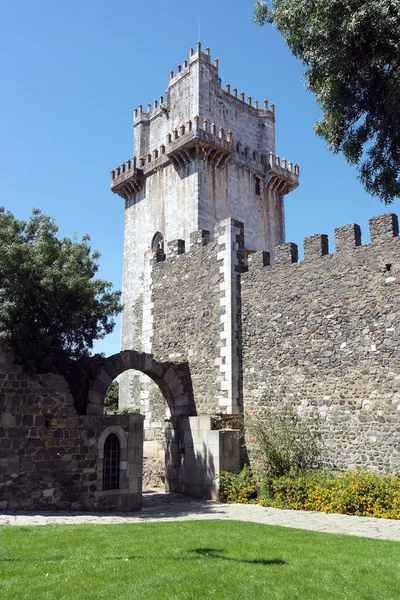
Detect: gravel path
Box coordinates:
(1, 489, 399, 542)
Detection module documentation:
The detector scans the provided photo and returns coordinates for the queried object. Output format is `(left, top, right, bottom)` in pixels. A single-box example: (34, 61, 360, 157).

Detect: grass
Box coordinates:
(0, 520, 399, 599)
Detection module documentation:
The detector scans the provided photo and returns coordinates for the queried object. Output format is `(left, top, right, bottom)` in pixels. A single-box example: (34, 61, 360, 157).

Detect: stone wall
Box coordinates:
(0, 345, 144, 511)
(242, 213, 400, 473)
(151, 218, 245, 416)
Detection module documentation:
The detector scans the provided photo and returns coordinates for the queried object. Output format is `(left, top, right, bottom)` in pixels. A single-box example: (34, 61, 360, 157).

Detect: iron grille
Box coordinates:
(103, 433, 120, 491)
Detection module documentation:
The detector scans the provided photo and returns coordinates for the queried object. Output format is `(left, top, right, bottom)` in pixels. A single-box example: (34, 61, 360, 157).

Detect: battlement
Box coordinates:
(132, 43, 276, 126)
(111, 115, 299, 199)
(146, 212, 399, 272)
(247, 213, 400, 271)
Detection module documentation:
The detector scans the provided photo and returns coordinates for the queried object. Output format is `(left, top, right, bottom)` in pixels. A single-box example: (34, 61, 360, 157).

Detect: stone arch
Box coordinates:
(151, 231, 164, 253)
(86, 350, 193, 417)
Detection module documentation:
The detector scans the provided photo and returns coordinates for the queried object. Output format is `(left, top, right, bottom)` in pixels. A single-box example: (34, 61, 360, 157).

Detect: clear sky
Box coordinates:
(1, 0, 399, 357)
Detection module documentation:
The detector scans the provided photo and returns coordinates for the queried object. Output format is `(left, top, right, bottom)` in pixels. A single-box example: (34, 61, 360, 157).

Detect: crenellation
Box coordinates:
(335, 223, 362, 252)
(190, 229, 210, 247)
(369, 213, 399, 244)
(303, 233, 329, 261)
(275, 242, 299, 266)
(247, 251, 271, 270)
(167, 239, 185, 258)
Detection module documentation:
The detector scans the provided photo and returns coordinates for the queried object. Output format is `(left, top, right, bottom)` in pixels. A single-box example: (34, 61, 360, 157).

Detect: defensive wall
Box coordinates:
(0, 344, 144, 511)
(146, 212, 400, 475)
(2, 211, 399, 511)
(242, 212, 400, 472)
(0, 342, 239, 509)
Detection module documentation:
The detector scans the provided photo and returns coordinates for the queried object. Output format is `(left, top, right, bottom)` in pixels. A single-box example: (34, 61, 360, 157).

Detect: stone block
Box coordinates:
(1, 413, 16, 427)
(128, 478, 139, 494)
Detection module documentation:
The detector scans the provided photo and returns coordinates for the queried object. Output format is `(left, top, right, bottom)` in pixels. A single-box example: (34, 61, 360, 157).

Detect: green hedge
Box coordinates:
(219, 468, 400, 519)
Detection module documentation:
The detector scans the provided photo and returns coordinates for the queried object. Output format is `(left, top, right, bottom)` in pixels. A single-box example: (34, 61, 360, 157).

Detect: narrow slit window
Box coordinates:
(103, 433, 120, 491)
(255, 177, 261, 196)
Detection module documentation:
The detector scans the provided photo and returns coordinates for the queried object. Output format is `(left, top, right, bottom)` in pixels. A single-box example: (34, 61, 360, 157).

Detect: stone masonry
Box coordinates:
(0, 344, 144, 511)
(241, 213, 400, 473)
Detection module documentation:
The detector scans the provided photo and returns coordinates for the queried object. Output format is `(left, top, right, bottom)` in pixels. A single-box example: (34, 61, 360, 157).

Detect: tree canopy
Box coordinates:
(254, 0, 400, 204)
(104, 380, 119, 413)
(0, 207, 122, 392)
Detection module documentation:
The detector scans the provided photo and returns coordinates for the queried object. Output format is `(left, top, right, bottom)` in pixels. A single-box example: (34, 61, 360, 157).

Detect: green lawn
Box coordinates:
(0, 520, 399, 599)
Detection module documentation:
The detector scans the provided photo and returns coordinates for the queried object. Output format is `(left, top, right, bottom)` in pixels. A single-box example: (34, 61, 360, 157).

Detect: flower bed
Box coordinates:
(219, 467, 400, 519)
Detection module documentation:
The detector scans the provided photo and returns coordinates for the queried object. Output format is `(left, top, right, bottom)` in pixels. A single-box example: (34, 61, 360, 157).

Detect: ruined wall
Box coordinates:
(0, 345, 144, 511)
(242, 213, 400, 473)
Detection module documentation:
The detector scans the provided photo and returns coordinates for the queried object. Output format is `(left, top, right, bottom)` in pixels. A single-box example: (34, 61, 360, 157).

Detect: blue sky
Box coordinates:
(1, 0, 399, 357)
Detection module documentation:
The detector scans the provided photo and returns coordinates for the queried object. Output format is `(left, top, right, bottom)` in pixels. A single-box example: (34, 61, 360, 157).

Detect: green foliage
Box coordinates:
(249, 409, 321, 476)
(254, 0, 400, 204)
(104, 380, 119, 413)
(220, 466, 400, 519)
(2, 521, 400, 599)
(219, 465, 258, 503)
(0, 206, 122, 381)
(261, 469, 400, 519)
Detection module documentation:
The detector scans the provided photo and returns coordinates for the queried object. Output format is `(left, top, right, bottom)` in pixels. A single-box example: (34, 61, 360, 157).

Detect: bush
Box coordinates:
(219, 467, 400, 519)
(219, 465, 258, 504)
(249, 409, 321, 477)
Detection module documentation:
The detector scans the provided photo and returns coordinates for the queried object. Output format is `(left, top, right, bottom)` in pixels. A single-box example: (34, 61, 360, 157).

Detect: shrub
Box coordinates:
(219, 465, 258, 504)
(219, 466, 400, 519)
(249, 409, 321, 477)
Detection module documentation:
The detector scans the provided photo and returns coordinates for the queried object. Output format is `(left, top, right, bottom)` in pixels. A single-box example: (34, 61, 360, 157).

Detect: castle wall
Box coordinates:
(150, 218, 245, 414)
(241, 214, 400, 473)
(0, 346, 144, 511)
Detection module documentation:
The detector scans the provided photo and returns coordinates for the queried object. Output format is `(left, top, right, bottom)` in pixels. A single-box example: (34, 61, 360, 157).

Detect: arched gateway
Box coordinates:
(86, 350, 194, 417)
(85, 350, 239, 500)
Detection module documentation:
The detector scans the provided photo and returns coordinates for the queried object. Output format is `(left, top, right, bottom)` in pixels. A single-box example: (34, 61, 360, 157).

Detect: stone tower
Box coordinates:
(111, 42, 299, 431)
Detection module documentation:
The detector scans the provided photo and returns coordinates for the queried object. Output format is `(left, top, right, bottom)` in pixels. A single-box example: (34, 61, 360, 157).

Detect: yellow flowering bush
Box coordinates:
(219, 467, 400, 519)
(219, 465, 258, 504)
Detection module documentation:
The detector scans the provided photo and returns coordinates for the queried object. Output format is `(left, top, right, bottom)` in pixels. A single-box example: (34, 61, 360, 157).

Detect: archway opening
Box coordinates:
(88, 350, 195, 495)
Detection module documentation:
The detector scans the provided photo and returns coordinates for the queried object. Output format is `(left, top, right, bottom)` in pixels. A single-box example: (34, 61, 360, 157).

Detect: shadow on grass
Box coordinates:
(107, 548, 286, 567)
(189, 547, 286, 566)
(0, 550, 286, 567)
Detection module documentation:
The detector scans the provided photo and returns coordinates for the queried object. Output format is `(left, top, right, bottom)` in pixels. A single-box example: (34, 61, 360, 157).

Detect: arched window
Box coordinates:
(103, 433, 120, 491)
(152, 231, 164, 253)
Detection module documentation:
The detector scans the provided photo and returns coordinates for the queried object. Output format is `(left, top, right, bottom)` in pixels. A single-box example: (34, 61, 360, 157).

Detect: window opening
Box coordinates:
(103, 433, 120, 490)
(255, 177, 261, 196)
(152, 231, 164, 253)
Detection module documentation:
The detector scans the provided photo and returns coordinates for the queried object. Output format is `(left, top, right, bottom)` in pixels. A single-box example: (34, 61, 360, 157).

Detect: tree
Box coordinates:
(0, 207, 122, 408)
(104, 380, 119, 413)
(254, 0, 400, 204)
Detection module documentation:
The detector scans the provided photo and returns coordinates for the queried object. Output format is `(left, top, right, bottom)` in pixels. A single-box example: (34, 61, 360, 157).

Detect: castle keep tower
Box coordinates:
(111, 44, 299, 464)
